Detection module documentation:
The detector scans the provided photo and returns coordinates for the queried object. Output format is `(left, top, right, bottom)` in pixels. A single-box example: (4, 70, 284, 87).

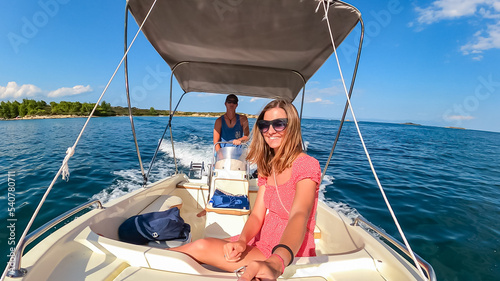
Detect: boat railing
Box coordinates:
(5, 200, 104, 278)
(188, 161, 205, 179)
(352, 216, 437, 281)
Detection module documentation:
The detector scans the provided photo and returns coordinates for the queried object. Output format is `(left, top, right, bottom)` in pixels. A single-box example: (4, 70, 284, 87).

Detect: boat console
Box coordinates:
(204, 144, 251, 238)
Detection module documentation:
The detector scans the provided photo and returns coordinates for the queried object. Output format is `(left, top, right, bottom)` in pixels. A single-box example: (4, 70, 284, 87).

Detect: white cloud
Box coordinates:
(307, 83, 344, 95)
(250, 97, 262, 102)
(414, 0, 500, 56)
(47, 85, 92, 98)
(461, 22, 500, 54)
(0, 81, 42, 99)
(308, 98, 323, 103)
(303, 82, 342, 105)
(1, 82, 93, 100)
(197, 93, 217, 97)
(296, 80, 345, 104)
(415, 0, 488, 24)
(306, 98, 334, 104)
(445, 115, 475, 121)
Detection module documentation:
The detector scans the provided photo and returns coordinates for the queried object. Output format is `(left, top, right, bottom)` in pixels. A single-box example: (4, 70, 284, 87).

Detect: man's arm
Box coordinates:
(241, 115, 250, 138)
(213, 117, 222, 151)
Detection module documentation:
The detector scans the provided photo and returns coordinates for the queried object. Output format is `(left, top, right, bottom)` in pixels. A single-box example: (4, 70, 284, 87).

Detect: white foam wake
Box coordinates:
(92, 139, 213, 204)
(318, 174, 334, 202)
(93, 138, 359, 222)
(91, 169, 144, 204)
(159, 138, 213, 168)
(319, 174, 360, 221)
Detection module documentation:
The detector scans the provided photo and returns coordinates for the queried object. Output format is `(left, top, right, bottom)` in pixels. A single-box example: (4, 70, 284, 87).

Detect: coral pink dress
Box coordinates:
(233, 154, 321, 258)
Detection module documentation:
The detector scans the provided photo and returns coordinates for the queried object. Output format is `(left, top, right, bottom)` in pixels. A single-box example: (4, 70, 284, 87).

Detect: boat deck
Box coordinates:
(6, 175, 424, 281)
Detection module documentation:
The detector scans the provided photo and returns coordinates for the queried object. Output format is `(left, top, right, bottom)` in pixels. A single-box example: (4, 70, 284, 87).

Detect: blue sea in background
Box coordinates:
(0, 116, 499, 280)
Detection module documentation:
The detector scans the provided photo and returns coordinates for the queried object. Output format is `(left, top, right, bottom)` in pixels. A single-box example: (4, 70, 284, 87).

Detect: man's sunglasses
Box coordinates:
(257, 118, 288, 133)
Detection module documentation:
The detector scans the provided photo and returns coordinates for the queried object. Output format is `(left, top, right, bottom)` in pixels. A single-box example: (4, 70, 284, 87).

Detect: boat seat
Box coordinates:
(139, 195, 183, 214)
(205, 178, 250, 238)
(205, 178, 250, 213)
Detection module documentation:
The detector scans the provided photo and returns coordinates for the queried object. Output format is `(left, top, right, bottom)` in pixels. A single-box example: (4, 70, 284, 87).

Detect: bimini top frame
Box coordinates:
(123, 0, 362, 183)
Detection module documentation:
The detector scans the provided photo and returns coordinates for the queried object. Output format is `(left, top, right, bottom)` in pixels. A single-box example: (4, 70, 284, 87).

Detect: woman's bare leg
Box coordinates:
(170, 238, 266, 272)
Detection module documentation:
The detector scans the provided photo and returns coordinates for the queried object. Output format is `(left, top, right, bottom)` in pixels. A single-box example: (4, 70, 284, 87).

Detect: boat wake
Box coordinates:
(320, 174, 360, 221)
(92, 139, 212, 204)
(159, 138, 213, 170)
(93, 139, 359, 222)
(91, 169, 144, 204)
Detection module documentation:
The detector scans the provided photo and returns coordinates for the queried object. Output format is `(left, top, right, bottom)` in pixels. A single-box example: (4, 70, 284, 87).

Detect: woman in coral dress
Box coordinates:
(172, 99, 321, 281)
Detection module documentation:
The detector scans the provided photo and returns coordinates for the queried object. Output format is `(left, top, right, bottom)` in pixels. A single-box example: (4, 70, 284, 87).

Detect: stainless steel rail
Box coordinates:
(6, 200, 104, 278)
(353, 216, 436, 281)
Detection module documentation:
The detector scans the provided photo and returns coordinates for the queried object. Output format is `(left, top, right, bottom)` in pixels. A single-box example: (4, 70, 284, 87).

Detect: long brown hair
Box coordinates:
(246, 99, 303, 177)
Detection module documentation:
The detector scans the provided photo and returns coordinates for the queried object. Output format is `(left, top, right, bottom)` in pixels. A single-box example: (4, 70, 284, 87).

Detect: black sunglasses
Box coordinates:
(257, 118, 288, 133)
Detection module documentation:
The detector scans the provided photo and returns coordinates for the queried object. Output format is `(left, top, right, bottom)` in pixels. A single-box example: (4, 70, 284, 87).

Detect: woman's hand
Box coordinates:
(233, 138, 242, 145)
(223, 240, 247, 262)
(236, 257, 283, 281)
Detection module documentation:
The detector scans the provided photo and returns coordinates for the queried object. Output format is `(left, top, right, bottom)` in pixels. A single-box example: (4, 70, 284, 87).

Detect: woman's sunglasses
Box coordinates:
(257, 118, 288, 133)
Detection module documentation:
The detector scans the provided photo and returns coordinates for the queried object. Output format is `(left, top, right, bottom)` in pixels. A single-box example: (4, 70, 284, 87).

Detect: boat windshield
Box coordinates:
(214, 146, 248, 172)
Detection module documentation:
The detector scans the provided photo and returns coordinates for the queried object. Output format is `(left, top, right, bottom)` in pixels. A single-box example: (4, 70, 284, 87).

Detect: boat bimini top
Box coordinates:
(126, 0, 361, 101)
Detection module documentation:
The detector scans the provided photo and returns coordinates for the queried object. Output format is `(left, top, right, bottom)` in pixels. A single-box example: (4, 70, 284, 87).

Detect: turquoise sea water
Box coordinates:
(0, 116, 499, 280)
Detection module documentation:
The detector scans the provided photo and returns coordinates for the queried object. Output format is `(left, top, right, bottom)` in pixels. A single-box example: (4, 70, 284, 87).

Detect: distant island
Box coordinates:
(402, 122, 467, 130)
(0, 99, 257, 120)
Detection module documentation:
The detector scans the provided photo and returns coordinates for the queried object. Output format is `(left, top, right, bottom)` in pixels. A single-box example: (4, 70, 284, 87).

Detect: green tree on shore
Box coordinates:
(0, 99, 216, 119)
(95, 101, 114, 116)
(81, 102, 94, 115)
(149, 107, 159, 116)
(70, 102, 82, 114)
(0, 99, 115, 119)
(0, 101, 12, 118)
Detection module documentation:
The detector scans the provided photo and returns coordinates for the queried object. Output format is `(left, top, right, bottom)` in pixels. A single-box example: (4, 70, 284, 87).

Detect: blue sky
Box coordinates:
(1, 0, 499, 133)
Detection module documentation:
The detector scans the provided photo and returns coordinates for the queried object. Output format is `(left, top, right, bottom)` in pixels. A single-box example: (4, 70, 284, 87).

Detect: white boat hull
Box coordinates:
(4, 173, 432, 281)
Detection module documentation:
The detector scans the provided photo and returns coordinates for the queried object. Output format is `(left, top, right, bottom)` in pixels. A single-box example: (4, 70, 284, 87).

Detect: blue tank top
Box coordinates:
(220, 114, 243, 147)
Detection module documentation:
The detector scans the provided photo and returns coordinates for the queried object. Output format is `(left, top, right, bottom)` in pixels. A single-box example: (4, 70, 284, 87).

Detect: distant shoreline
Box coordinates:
(6, 115, 500, 133)
(401, 122, 465, 130)
(6, 114, 87, 120)
(0, 99, 257, 121)
(1, 112, 258, 121)
(402, 122, 422, 126)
